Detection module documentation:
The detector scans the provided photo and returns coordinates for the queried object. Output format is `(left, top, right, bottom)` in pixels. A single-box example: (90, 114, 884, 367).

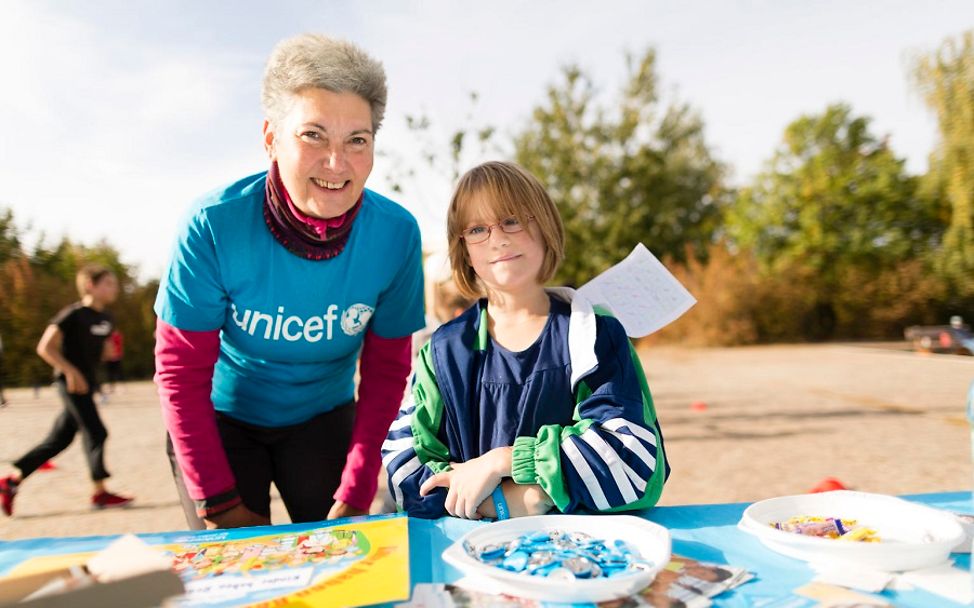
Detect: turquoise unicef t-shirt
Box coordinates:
(155, 171, 426, 427)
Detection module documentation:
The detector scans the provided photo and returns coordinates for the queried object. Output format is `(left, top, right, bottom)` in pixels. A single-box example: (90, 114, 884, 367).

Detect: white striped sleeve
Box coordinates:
(561, 436, 611, 510)
(389, 455, 422, 508)
(578, 428, 640, 504)
(381, 436, 415, 453)
(600, 418, 657, 471)
(602, 418, 657, 447)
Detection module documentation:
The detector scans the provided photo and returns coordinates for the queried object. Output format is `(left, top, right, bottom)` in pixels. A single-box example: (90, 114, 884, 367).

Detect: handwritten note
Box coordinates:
(578, 243, 696, 338)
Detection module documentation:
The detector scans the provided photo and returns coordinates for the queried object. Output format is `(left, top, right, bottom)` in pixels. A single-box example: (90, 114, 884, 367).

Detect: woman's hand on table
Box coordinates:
(327, 499, 369, 520)
(204, 503, 270, 529)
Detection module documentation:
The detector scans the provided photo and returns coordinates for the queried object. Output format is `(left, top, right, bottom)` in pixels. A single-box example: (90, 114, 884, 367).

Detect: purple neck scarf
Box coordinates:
(262, 162, 362, 260)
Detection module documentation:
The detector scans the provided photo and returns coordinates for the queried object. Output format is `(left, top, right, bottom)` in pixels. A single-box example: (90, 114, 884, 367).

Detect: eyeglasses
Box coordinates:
(460, 216, 534, 245)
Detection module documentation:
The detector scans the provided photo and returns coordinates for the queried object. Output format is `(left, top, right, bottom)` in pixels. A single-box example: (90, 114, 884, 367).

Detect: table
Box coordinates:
(406, 491, 973, 607)
(0, 492, 970, 607)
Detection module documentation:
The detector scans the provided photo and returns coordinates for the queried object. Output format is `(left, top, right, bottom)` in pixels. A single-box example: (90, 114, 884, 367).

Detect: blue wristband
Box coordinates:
(492, 486, 510, 520)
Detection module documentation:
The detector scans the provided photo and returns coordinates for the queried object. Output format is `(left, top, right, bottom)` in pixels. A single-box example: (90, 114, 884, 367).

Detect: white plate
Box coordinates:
(738, 491, 964, 571)
(441, 514, 671, 603)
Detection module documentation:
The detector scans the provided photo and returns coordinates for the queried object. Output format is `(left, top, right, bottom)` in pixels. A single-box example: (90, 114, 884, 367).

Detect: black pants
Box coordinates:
(14, 379, 109, 480)
(167, 402, 355, 530)
(104, 360, 123, 384)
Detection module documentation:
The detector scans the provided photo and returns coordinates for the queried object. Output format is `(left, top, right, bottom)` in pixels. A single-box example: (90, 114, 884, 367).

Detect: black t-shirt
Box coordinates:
(50, 303, 114, 386)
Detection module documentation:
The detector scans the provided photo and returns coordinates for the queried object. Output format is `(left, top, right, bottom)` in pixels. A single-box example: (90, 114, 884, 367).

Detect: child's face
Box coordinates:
(88, 274, 119, 305)
(462, 192, 546, 296)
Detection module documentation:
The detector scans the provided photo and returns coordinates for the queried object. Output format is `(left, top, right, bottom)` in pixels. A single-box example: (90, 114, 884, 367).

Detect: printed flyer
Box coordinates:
(0, 513, 410, 607)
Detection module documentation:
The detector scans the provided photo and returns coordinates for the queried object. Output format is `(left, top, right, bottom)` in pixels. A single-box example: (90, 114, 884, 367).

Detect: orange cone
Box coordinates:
(808, 477, 848, 493)
(689, 401, 708, 412)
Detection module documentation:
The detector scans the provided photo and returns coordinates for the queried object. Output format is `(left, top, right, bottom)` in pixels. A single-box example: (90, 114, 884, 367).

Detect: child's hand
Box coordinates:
(420, 448, 512, 519)
(65, 368, 89, 394)
(420, 468, 493, 520)
(420, 458, 497, 519)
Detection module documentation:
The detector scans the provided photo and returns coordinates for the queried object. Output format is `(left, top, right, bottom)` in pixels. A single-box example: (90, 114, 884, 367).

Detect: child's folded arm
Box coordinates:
(383, 342, 453, 519)
(513, 317, 667, 513)
(476, 479, 554, 519)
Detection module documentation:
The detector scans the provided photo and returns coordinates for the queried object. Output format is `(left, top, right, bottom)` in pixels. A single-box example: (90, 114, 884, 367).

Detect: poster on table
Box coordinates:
(0, 513, 410, 607)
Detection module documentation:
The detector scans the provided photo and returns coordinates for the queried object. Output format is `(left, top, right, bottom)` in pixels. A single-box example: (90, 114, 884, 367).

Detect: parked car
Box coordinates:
(904, 317, 974, 355)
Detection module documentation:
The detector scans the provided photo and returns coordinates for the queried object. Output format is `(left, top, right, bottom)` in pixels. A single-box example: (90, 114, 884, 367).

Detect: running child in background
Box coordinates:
(0, 264, 134, 516)
(383, 161, 669, 519)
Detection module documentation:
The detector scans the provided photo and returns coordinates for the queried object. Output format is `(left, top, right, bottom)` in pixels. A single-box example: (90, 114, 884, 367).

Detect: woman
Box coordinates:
(155, 34, 424, 529)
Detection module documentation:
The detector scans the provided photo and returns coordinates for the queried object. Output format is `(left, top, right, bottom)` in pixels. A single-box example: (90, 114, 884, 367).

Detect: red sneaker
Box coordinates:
(91, 490, 134, 510)
(0, 476, 19, 517)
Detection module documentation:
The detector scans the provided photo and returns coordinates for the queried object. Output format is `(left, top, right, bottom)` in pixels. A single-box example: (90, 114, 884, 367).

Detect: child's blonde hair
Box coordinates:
(75, 264, 114, 298)
(447, 161, 565, 299)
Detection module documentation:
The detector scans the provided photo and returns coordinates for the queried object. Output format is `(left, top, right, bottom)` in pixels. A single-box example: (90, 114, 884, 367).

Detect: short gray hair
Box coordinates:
(261, 34, 387, 133)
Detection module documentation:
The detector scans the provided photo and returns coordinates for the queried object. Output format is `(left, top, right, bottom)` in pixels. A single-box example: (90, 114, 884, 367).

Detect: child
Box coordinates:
(383, 161, 669, 519)
(0, 264, 134, 516)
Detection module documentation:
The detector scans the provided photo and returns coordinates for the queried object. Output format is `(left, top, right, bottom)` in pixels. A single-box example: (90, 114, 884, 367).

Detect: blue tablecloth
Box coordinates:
(0, 492, 970, 606)
(406, 491, 973, 607)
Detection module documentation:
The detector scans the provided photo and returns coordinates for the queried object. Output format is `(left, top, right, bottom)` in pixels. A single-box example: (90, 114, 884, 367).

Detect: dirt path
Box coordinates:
(0, 342, 971, 540)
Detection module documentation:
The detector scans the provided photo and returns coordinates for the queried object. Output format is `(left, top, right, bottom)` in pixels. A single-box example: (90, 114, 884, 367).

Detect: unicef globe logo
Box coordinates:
(341, 304, 374, 336)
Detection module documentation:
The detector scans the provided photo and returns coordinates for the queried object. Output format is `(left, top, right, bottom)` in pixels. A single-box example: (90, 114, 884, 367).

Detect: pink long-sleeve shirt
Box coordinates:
(155, 318, 411, 511)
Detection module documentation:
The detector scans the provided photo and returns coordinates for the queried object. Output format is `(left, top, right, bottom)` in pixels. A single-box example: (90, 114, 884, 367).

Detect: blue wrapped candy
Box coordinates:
(469, 530, 652, 580)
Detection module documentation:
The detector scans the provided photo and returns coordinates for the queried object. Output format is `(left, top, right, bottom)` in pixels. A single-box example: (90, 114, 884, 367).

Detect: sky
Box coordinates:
(1, 0, 970, 281)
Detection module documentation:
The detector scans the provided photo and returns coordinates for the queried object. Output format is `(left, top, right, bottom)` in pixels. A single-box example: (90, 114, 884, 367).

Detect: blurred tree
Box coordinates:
(378, 91, 501, 243)
(1, 257, 47, 387)
(724, 104, 937, 338)
(513, 50, 728, 287)
(0, 208, 22, 264)
(374, 49, 950, 343)
(912, 30, 974, 297)
(0, 207, 158, 387)
(31, 238, 81, 285)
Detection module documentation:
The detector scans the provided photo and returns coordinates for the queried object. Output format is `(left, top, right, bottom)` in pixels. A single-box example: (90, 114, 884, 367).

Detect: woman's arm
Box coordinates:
(330, 329, 413, 517)
(153, 205, 270, 527)
(155, 319, 267, 527)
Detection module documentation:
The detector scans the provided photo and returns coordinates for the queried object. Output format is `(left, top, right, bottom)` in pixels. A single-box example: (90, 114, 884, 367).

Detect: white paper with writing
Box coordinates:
(578, 243, 696, 338)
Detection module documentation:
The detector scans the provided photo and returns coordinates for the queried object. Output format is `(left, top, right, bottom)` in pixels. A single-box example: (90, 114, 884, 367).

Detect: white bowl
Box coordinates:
(441, 514, 671, 603)
(738, 491, 964, 571)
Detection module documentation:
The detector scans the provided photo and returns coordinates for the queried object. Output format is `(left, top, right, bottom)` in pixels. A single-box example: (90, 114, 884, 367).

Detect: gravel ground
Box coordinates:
(0, 342, 971, 541)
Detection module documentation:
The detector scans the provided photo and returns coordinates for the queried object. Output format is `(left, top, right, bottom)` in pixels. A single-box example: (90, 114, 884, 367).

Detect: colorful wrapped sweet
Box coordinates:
(770, 516, 879, 542)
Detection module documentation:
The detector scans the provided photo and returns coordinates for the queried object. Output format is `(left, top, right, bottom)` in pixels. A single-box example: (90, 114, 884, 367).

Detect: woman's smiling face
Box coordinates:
(264, 88, 374, 218)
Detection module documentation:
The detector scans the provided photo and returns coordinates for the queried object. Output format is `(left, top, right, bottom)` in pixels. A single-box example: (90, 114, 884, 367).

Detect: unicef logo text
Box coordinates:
(230, 303, 373, 343)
